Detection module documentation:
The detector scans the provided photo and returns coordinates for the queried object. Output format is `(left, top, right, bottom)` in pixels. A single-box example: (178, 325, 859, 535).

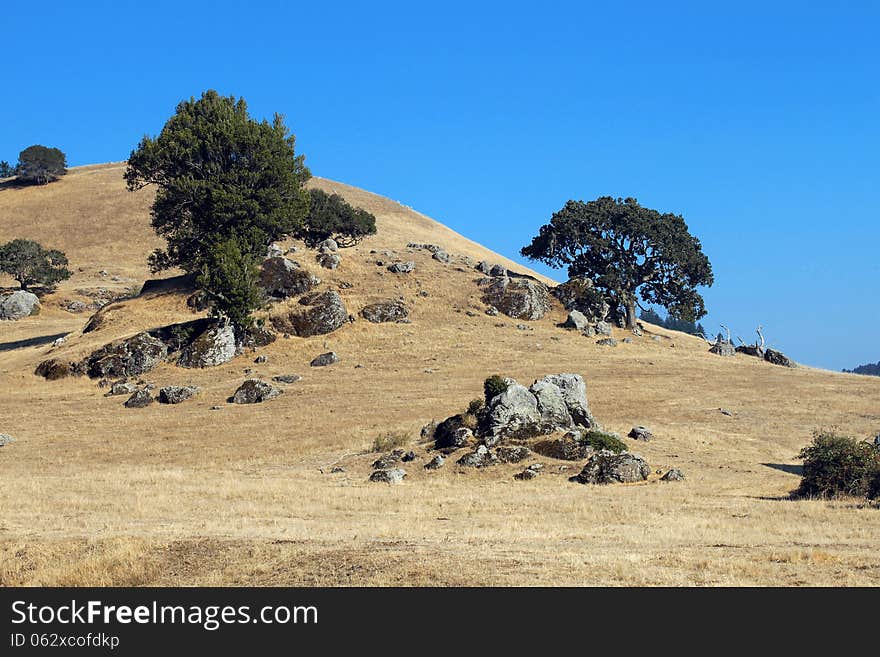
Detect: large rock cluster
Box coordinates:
(259, 257, 320, 299)
(86, 332, 169, 378)
(270, 290, 348, 337)
(479, 276, 551, 321)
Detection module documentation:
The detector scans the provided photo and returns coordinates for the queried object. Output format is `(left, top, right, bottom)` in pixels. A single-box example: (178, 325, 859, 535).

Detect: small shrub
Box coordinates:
(795, 431, 880, 499)
(483, 375, 509, 403)
(466, 398, 485, 415)
(582, 430, 628, 454)
(372, 431, 409, 453)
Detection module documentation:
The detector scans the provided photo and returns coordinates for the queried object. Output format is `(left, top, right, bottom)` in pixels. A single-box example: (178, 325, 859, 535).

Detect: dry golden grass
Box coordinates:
(1, 163, 879, 586)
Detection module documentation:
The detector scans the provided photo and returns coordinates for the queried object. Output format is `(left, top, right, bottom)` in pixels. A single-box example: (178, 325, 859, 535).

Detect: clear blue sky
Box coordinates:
(2, 1, 877, 370)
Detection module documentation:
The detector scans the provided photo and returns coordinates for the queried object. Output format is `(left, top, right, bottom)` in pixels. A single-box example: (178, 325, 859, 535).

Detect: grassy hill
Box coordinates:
(1, 163, 879, 585)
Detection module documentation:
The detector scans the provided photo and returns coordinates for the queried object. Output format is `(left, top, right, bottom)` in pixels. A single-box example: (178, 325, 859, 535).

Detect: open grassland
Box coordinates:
(1, 164, 879, 586)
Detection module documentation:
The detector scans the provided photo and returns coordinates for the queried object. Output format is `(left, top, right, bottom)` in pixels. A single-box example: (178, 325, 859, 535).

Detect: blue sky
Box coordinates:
(2, 1, 877, 370)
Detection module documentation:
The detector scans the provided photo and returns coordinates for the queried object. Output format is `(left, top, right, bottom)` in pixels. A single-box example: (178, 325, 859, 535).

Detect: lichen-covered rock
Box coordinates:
(158, 385, 200, 404)
(485, 381, 542, 442)
(628, 426, 653, 441)
(661, 468, 685, 481)
(310, 351, 339, 367)
(178, 323, 236, 368)
(260, 257, 320, 298)
(369, 468, 406, 483)
(569, 450, 650, 485)
(480, 276, 550, 321)
(360, 300, 409, 323)
(529, 379, 574, 430)
(433, 415, 475, 450)
(594, 321, 613, 336)
(489, 264, 507, 277)
(123, 388, 154, 408)
(537, 374, 594, 428)
(709, 341, 735, 356)
(316, 253, 341, 269)
(495, 445, 532, 463)
(232, 379, 282, 404)
(271, 290, 348, 337)
(563, 310, 589, 331)
(475, 261, 492, 274)
(0, 290, 40, 320)
(764, 349, 796, 368)
(387, 261, 415, 274)
(456, 445, 499, 468)
(86, 332, 169, 378)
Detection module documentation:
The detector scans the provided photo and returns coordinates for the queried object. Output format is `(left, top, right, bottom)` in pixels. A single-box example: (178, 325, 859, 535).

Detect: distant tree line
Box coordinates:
(639, 308, 706, 336)
(843, 361, 880, 377)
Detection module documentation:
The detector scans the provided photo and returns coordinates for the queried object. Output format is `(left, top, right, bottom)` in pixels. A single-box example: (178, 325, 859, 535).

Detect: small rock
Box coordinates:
(387, 262, 415, 274)
(432, 250, 450, 263)
(514, 464, 543, 481)
(105, 381, 138, 397)
(272, 374, 301, 384)
(632, 326, 643, 337)
(310, 351, 339, 367)
(661, 468, 685, 482)
(709, 341, 736, 356)
(158, 385, 200, 404)
(475, 261, 492, 274)
(485, 306, 499, 316)
(651, 335, 662, 342)
(254, 355, 268, 364)
(0, 290, 41, 320)
(628, 426, 653, 441)
(401, 451, 417, 462)
(457, 444, 499, 468)
(0, 434, 15, 447)
(569, 451, 651, 485)
(123, 389, 154, 408)
(211, 406, 222, 410)
(316, 253, 341, 269)
(424, 455, 445, 470)
(596, 338, 618, 347)
(563, 310, 589, 331)
(232, 379, 282, 404)
(622, 337, 633, 344)
(330, 466, 345, 473)
(267, 244, 284, 258)
(719, 408, 733, 417)
(318, 238, 339, 253)
(594, 321, 613, 336)
(369, 468, 406, 484)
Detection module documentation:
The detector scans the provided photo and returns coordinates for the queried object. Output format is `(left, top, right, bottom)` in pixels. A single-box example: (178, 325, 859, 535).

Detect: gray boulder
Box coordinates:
(104, 381, 138, 397)
(529, 379, 574, 430)
(457, 445, 499, 468)
(489, 264, 507, 277)
(86, 332, 169, 378)
(124, 389, 154, 408)
(709, 341, 736, 356)
(387, 261, 415, 274)
(661, 468, 685, 482)
(272, 374, 301, 384)
(535, 374, 594, 428)
(432, 250, 450, 263)
(260, 257, 319, 298)
(316, 253, 341, 269)
(360, 300, 409, 323)
(596, 338, 618, 347)
(628, 426, 654, 441)
(0, 434, 15, 447)
(480, 276, 551, 321)
(594, 321, 613, 336)
(475, 261, 492, 274)
(178, 323, 236, 368)
(424, 455, 445, 470)
(271, 290, 347, 337)
(514, 463, 544, 480)
(232, 379, 282, 404)
(495, 445, 532, 463)
(485, 381, 542, 442)
(158, 385, 200, 404)
(0, 290, 41, 320)
(569, 450, 650, 485)
(310, 351, 339, 367)
(764, 349, 796, 368)
(563, 310, 589, 331)
(318, 238, 338, 253)
(369, 468, 406, 483)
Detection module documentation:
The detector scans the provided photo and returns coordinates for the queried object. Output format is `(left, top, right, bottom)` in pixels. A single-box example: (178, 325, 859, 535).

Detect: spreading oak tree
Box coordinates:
(0, 239, 71, 290)
(521, 196, 713, 329)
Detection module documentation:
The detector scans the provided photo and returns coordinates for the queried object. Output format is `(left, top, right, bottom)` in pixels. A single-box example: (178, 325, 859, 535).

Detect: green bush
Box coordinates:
(795, 431, 880, 499)
(582, 430, 628, 454)
(466, 398, 485, 415)
(483, 375, 509, 403)
(296, 188, 377, 248)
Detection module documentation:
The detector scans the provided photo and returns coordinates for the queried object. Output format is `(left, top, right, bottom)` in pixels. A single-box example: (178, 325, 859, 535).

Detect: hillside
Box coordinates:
(1, 163, 879, 586)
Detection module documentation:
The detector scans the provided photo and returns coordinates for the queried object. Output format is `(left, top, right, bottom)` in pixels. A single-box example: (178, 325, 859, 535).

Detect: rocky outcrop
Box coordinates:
(271, 290, 348, 337)
(178, 323, 236, 368)
(569, 451, 650, 485)
(764, 349, 796, 368)
(231, 379, 282, 404)
(485, 380, 542, 442)
(86, 332, 168, 378)
(360, 300, 409, 323)
(495, 445, 532, 463)
(562, 310, 589, 331)
(480, 276, 550, 321)
(260, 257, 320, 299)
(709, 341, 735, 356)
(0, 290, 40, 320)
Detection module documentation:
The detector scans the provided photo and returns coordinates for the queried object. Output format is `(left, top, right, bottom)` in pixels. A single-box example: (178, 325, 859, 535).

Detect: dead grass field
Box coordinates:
(1, 164, 878, 586)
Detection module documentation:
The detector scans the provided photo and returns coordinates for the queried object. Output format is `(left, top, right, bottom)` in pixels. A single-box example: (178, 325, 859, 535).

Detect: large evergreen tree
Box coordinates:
(16, 145, 67, 185)
(522, 196, 713, 328)
(124, 90, 311, 329)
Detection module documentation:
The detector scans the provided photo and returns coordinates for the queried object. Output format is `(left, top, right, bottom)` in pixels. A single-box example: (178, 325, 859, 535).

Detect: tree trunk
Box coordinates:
(625, 298, 637, 329)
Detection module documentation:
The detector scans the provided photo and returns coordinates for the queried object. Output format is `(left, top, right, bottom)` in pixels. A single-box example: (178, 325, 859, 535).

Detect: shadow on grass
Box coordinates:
(762, 462, 803, 476)
(0, 332, 69, 352)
